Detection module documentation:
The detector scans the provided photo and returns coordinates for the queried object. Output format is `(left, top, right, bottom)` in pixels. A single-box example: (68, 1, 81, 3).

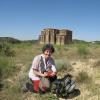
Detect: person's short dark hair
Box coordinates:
(42, 44, 55, 53)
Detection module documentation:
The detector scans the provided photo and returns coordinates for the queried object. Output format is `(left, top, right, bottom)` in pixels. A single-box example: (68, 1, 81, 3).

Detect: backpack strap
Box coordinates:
(39, 56, 51, 90)
(40, 56, 46, 73)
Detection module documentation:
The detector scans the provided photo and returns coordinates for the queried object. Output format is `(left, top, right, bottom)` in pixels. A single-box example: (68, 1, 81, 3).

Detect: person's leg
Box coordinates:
(39, 77, 50, 92)
(48, 75, 57, 92)
(30, 77, 40, 92)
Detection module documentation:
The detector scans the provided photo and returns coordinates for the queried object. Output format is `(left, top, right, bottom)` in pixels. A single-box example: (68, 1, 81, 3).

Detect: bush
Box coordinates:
(0, 57, 16, 80)
(77, 44, 89, 57)
(0, 43, 15, 57)
(55, 59, 73, 72)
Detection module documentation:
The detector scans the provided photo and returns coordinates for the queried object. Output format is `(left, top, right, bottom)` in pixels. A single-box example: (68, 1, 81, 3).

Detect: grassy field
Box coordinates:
(0, 38, 100, 100)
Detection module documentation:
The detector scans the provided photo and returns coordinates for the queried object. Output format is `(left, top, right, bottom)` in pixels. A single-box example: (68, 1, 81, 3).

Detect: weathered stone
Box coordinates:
(39, 28, 72, 45)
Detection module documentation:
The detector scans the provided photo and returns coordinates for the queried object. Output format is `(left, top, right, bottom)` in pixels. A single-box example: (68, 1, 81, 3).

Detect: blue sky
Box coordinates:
(0, 0, 100, 41)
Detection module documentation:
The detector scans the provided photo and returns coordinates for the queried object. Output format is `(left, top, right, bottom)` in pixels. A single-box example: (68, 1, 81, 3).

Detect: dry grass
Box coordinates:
(0, 42, 100, 100)
(75, 71, 92, 84)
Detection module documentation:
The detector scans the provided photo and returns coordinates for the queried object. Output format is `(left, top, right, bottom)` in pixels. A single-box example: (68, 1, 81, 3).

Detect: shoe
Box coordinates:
(39, 88, 46, 95)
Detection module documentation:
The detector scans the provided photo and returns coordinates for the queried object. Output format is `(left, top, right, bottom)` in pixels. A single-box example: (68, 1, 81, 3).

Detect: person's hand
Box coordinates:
(50, 72, 56, 76)
(42, 72, 48, 77)
(45, 71, 56, 77)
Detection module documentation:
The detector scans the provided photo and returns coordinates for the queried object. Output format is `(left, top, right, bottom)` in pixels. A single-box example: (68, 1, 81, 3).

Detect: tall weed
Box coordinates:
(77, 44, 89, 57)
(0, 57, 16, 79)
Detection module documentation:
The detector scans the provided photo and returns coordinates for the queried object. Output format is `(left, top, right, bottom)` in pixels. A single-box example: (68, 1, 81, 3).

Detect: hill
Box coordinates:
(0, 37, 21, 44)
(0, 37, 38, 44)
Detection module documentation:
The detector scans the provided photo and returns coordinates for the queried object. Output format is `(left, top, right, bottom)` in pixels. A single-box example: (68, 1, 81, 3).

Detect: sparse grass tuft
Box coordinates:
(35, 92, 58, 100)
(76, 71, 92, 84)
(0, 84, 22, 100)
(90, 84, 100, 96)
(92, 60, 100, 68)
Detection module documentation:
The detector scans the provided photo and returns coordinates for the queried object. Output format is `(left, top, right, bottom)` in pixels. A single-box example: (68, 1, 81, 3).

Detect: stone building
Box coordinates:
(39, 28, 72, 45)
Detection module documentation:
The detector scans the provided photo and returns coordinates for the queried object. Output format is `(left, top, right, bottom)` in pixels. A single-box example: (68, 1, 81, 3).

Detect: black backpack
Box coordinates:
(51, 74, 76, 97)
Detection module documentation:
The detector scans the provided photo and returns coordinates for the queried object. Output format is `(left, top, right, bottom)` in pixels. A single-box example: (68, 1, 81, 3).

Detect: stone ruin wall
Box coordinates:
(39, 28, 72, 45)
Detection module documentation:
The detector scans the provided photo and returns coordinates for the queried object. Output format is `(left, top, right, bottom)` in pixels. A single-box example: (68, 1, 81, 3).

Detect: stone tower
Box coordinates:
(39, 28, 72, 45)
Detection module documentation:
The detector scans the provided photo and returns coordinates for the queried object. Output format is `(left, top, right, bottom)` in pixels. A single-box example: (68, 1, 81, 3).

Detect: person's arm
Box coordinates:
(47, 58, 57, 76)
(31, 56, 47, 77)
(33, 69, 48, 77)
(50, 58, 57, 73)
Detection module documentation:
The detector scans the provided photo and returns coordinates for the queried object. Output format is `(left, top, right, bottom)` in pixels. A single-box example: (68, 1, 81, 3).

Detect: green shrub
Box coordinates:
(0, 57, 16, 79)
(0, 43, 15, 57)
(77, 44, 89, 57)
(55, 59, 73, 71)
